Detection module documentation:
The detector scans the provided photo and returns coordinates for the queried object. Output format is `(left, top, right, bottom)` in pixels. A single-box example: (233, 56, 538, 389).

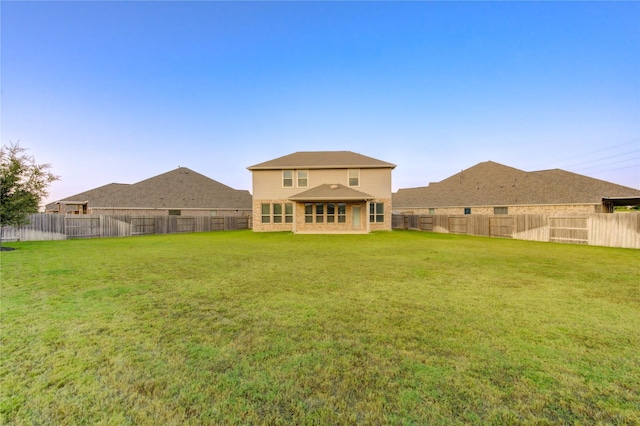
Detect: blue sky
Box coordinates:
(2, 1, 639, 206)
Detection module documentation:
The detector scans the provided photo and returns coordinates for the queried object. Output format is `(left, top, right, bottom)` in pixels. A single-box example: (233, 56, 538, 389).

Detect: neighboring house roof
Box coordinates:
(247, 151, 397, 170)
(289, 184, 374, 201)
(48, 167, 252, 210)
(45, 183, 130, 211)
(393, 161, 640, 208)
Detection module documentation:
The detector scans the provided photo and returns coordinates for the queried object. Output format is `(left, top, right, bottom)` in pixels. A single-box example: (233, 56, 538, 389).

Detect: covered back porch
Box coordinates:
(289, 184, 374, 234)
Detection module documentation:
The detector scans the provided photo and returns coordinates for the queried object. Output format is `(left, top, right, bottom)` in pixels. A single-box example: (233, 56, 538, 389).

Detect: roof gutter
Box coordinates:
(248, 165, 396, 171)
(288, 196, 374, 202)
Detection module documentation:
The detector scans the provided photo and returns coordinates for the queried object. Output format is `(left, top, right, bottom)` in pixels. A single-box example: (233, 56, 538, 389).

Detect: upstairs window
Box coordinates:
(464, 208, 471, 215)
(297, 170, 308, 187)
(348, 169, 359, 187)
(283, 170, 293, 187)
(494, 207, 508, 215)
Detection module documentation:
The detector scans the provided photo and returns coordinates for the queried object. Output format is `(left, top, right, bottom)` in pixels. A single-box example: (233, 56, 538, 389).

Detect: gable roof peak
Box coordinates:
(289, 183, 374, 201)
(47, 166, 252, 210)
(248, 151, 396, 170)
(393, 160, 640, 208)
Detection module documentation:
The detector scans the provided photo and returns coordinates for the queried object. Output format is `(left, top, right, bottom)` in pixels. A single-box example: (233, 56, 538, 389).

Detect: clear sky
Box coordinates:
(2, 1, 639, 206)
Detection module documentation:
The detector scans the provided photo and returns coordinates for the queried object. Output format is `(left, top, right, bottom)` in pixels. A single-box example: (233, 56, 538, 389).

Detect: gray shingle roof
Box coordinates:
(393, 161, 640, 208)
(48, 167, 252, 210)
(248, 151, 396, 170)
(45, 183, 130, 211)
(289, 184, 374, 201)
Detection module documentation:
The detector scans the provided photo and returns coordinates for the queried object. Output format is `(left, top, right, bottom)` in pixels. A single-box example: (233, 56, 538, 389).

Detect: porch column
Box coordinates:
(366, 200, 370, 233)
(292, 201, 297, 233)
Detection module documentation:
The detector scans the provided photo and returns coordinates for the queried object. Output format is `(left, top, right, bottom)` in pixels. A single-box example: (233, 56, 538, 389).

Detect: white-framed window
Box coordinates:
(315, 203, 324, 223)
(338, 203, 346, 223)
(262, 203, 293, 224)
(297, 170, 308, 187)
(369, 202, 384, 223)
(283, 170, 293, 187)
(305, 203, 314, 223)
(348, 169, 359, 187)
(261, 203, 271, 223)
(285, 203, 293, 223)
(326, 203, 335, 223)
(302, 203, 348, 224)
(273, 203, 283, 223)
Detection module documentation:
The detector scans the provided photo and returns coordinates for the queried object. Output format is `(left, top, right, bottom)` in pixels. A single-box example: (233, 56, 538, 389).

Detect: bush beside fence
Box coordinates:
(0, 214, 251, 242)
(392, 213, 640, 249)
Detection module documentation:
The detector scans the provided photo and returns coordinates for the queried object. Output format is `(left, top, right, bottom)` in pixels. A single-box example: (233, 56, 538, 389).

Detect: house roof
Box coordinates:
(289, 184, 374, 201)
(247, 151, 396, 170)
(47, 167, 252, 210)
(393, 161, 640, 208)
(45, 183, 130, 211)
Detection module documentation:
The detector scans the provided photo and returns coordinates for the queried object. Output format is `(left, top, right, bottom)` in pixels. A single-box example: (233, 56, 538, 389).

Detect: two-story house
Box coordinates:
(248, 151, 396, 233)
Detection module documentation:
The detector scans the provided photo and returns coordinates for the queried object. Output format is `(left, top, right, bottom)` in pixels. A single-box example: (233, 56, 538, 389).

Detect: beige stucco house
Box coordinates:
(248, 151, 396, 233)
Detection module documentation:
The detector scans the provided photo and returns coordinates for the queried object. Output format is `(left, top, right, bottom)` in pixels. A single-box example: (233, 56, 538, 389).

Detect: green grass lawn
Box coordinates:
(1, 230, 639, 425)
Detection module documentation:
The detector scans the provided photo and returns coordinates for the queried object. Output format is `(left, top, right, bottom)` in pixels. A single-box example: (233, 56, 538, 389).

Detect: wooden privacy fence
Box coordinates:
(392, 213, 640, 249)
(1, 214, 251, 242)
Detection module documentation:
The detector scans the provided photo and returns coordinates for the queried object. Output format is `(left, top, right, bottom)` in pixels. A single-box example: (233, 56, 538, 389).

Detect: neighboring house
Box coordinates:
(393, 161, 640, 215)
(45, 167, 252, 217)
(45, 183, 130, 214)
(248, 151, 396, 233)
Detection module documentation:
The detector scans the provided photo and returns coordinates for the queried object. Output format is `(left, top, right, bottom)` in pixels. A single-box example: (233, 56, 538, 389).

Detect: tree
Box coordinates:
(1, 142, 59, 230)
